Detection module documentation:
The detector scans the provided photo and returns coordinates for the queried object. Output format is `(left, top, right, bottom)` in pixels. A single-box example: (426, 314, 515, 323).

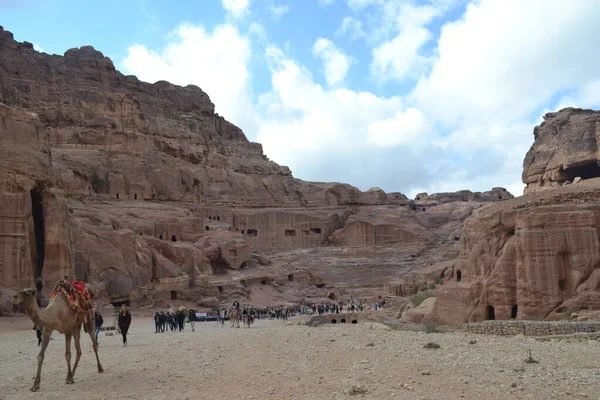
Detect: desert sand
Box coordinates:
(1, 314, 599, 400)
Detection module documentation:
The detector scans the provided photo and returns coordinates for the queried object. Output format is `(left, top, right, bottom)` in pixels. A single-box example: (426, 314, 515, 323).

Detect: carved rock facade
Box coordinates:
(0, 26, 511, 309)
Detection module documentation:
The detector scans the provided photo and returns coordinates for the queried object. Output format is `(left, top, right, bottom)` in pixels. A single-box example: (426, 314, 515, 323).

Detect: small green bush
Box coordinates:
(423, 320, 444, 333)
(410, 290, 436, 307)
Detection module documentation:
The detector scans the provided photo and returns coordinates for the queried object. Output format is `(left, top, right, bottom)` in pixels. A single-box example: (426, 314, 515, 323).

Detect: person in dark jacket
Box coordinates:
(177, 311, 186, 332)
(154, 312, 160, 333)
(188, 309, 196, 332)
(94, 310, 104, 345)
(118, 304, 132, 346)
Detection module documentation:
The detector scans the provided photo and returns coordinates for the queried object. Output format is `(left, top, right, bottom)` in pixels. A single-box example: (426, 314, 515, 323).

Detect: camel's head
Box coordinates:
(12, 288, 36, 305)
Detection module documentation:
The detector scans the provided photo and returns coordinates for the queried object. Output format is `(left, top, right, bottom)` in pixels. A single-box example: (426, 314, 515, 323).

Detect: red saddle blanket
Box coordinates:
(50, 279, 94, 315)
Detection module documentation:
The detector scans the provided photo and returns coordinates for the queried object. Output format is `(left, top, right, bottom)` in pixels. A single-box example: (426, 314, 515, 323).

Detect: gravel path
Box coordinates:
(1, 315, 599, 399)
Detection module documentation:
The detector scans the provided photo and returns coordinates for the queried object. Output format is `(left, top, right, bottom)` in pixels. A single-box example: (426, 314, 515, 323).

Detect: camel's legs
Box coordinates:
(69, 324, 82, 383)
(31, 329, 51, 392)
(64, 331, 73, 384)
(86, 319, 103, 373)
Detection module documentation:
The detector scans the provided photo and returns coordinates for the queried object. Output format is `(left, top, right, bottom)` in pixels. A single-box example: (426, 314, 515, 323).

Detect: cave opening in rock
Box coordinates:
(316, 283, 325, 289)
(456, 270, 462, 282)
(558, 162, 600, 182)
(559, 278, 567, 292)
(134, 193, 137, 200)
(205, 226, 210, 231)
(217, 286, 223, 293)
(310, 228, 322, 234)
(216, 216, 220, 221)
(351, 319, 358, 324)
(285, 229, 296, 237)
(171, 235, 177, 242)
(211, 260, 229, 275)
(116, 193, 119, 199)
(486, 305, 495, 320)
(159, 234, 163, 240)
(261, 279, 267, 285)
(328, 292, 336, 300)
(288, 274, 294, 281)
(341, 318, 346, 323)
(247, 229, 258, 237)
(110, 299, 130, 307)
(170, 290, 177, 300)
(30, 187, 45, 284)
(511, 305, 518, 319)
(331, 319, 337, 324)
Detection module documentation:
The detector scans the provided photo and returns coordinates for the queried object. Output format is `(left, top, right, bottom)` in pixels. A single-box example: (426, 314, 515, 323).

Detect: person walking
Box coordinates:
(118, 304, 132, 346)
(94, 309, 104, 345)
(188, 309, 196, 332)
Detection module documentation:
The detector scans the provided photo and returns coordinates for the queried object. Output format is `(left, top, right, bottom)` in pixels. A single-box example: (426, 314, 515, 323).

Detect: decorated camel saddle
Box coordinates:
(50, 278, 94, 315)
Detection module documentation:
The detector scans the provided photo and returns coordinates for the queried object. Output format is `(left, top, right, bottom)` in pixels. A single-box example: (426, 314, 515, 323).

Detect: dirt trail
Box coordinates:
(1, 315, 599, 399)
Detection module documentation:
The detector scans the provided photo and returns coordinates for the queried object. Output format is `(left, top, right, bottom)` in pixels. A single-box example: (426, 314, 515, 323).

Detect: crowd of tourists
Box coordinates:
(153, 309, 194, 332)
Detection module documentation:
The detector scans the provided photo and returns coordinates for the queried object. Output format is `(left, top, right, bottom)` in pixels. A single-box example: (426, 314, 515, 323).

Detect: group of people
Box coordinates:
(153, 309, 195, 333)
(92, 304, 131, 347)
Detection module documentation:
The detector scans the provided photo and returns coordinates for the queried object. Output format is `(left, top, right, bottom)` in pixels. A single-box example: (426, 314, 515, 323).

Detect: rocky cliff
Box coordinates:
(433, 109, 600, 326)
(523, 108, 600, 193)
(0, 26, 512, 312)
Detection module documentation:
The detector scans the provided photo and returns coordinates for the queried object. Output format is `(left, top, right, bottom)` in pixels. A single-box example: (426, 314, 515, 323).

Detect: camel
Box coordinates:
(228, 307, 241, 328)
(12, 287, 103, 392)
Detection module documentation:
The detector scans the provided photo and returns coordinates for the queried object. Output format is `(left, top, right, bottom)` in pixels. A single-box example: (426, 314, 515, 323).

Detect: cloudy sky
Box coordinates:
(4, 0, 600, 197)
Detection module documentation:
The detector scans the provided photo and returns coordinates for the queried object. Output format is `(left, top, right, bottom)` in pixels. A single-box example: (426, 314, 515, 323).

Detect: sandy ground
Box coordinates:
(1, 314, 600, 400)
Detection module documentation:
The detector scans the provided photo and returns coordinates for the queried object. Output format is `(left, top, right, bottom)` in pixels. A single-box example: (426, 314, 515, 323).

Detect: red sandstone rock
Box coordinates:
(433, 185, 600, 327)
(523, 108, 600, 193)
(0, 26, 511, 308)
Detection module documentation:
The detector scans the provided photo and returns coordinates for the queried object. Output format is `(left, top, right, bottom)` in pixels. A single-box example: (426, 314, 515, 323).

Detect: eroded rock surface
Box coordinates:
(523, 108, 600, 193)
(433, 183, 600, 326)
(0, 26, 511, 308)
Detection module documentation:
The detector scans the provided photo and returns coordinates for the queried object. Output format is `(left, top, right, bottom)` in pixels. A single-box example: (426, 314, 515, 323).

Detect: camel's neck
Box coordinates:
(24, 297, 55, 327)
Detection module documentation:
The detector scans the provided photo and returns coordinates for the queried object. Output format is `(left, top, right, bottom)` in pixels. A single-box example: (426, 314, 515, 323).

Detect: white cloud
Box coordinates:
(119, 0, 600, 199)
(347, 0, 383, 11)
(554, 80, 600, 111)
(404, 0, 600, 196)
(269, 4, 289, 21)
(312, 38, 355, 86)
(412, 0, 600, 127)
(336, 16, 366, 40)
(370, 26, 432, 82)
(256, 45, 448, 192)
(369, 2, 451, 82)
(367, 108, 431, 147)
(33, 43, 44, 52)
(222, 0, 251, 19)
(121, 23, 258, 135)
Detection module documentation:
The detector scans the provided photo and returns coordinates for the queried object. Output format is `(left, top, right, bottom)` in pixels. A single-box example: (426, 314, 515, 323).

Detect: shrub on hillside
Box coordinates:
(410, 290, 436, 307)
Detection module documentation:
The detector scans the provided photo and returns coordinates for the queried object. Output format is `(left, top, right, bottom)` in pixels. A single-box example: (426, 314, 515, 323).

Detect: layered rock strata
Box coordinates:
(0, 25, 511, 310)
(523, 108, 600, 193)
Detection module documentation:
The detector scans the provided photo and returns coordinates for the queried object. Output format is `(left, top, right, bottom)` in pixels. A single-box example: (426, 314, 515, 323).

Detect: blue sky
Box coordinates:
(3, 0, 600, 197)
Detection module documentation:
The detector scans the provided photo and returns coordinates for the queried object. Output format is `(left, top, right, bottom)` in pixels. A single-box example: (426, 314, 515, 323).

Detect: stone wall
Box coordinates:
(465, 320, 600, 336)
